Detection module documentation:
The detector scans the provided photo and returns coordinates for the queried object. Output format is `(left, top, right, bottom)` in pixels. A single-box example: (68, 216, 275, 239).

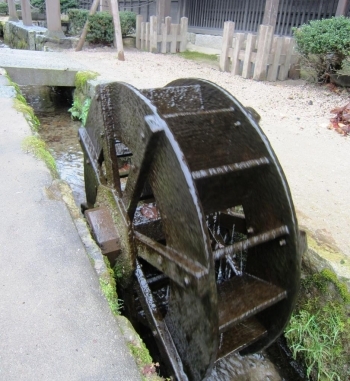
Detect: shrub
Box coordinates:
(293, 16, 350, 82)
(30, 0, 78, 14)
(87, 11, 114, 44)
(67, 8, 88, 36)
(0, 2, 8, 15)
(119, 11, 136, 36)
(85, 11, 136, 44)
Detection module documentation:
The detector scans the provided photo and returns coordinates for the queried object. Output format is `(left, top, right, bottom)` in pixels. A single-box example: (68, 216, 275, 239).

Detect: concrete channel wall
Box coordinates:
(3, 20, 76, 51)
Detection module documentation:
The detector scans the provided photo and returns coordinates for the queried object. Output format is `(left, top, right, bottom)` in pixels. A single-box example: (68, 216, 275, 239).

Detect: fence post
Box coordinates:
(180, 17, 188, 52)
(278, 37, 292, 80)
(231, 33, 245, 75)
(161, 16, 171, 53)
(140, 22, 145, 50)
(262, 0, 280, 29)
(220, 21, 235, 72)
(170, 22, 178, 53)
(253, 25, 274, 81)
(136, 14, 143, 49)
(150, 15, 158, 53)
(145, 22, 150, 51)
(267, 36, 283, 81)
(242, 34, 257, 78)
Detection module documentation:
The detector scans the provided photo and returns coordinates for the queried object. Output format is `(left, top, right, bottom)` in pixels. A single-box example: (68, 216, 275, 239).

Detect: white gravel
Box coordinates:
(62, 46, 350, 275)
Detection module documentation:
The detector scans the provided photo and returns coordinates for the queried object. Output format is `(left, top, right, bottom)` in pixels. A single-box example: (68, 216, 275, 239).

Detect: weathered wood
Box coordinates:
(150, 15, 158, 53)
(231, 33, 245, 76)
(140, 21, 145, 50)
(180, 17, 188, 52)
(110, 0, 125, 61)
(8, 0, 18, 22)
(136, 14, 143, 49)
(242, 34, 256, 78)
(100, 0, 109, 11)
(267, 36, 283, 81)
(75, 0, 100, 51)
(253, 25, 274, 81)
(336, 0, 349, 15)
(278, 37, 291, 80)
(170, 23, 178, 53)
(220, 21, 235, 72)
(145, 22, 150, 51)
(161, 16, 171, 53)
(21, 0, 32, 26)
(262, 0, 280, 28)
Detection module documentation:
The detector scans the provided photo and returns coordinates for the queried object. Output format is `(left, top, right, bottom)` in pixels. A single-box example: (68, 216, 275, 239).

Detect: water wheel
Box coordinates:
(79, 79, 304, 381)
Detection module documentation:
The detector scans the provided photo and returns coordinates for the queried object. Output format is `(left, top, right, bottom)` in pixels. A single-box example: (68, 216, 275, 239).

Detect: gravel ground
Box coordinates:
(61, 46, 350, 277)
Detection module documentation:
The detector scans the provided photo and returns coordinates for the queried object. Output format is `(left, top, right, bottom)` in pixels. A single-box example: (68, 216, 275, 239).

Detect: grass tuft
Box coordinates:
(178, 50, 219, 62)
(285, 270, 350, 380)
(21, 136, 58, 178)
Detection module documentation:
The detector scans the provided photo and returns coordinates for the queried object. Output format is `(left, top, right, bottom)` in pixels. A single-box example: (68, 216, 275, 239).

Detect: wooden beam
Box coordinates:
(21, 0, 32, 26)
(109, 0, 125, 61)
(8, 0, 19, 22)
(262, 0, 280, 29)
(75, 0, 100, 51)
(336, 0, 349, 15)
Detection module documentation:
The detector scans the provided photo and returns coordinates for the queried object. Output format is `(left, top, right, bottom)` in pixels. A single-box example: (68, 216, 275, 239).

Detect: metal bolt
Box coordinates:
(157, 256, 163, 265)
(86, 159, 90, 165)
(279, 239, 287, 246)
(247, 227, 254, 234)
(184, 276, 190, 286)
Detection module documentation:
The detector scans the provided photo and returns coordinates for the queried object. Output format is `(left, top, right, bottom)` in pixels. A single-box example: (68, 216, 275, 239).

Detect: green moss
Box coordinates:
(99, 256, 121, 316)
(178, 50, 219, 62)
(285, 269, 350, 380)
(6, 74, 40, 132)
(75, 71, 98, 93)
(14, 99, 40, 131)
(21, 136, 58, 178)
(128, 342, 153, 367)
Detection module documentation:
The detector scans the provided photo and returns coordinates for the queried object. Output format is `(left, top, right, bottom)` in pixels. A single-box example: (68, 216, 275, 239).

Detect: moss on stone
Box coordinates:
(99, 255, 121, 316)
(21, 136, 58, 178)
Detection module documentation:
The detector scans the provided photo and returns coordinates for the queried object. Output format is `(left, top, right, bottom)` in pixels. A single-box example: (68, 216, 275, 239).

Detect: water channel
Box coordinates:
(20, 85, 307, 381)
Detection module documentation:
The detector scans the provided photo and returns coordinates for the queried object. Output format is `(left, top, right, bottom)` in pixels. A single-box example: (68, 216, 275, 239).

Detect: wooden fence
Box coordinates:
(220, 21, 299, 81)
(136, 15, 188, 53)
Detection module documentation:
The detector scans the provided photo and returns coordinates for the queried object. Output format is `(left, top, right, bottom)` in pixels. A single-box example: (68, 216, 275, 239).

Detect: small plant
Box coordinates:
(293, 16, 350, 82)
(22, 136, 58, 178)
(285, 270, 350, 380)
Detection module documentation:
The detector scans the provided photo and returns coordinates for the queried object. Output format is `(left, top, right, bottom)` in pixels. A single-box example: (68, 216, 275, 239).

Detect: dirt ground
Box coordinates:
(61, 45, 350, 279)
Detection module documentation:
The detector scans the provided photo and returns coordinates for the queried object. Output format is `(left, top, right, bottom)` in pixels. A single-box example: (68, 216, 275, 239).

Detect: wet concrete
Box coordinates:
(20, 85, 86, 207)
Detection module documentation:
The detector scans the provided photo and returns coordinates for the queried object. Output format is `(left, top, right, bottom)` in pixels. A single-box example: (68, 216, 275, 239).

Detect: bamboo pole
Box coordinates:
(109, 0, 125, 61)
(75, 0, 100, 52)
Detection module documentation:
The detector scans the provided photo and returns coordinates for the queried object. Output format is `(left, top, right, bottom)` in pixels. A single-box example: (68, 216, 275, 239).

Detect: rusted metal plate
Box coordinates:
(85, 207, 121, 266)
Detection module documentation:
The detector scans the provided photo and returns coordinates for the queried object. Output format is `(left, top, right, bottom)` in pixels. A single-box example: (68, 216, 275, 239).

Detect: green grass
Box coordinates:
(285, 270, 350, 380)
(178, 50, 219, 62)
(21, 136, 58, 178)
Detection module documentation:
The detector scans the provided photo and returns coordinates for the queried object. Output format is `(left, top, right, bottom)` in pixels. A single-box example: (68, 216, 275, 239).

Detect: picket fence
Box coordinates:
(220, 21, 299, 81)
(136, 15, 188, 53)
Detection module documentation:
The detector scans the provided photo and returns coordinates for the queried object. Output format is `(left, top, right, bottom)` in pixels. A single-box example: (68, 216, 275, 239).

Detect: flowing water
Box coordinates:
(20, 85, 86, 206)
(21, 85, 307, 381)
